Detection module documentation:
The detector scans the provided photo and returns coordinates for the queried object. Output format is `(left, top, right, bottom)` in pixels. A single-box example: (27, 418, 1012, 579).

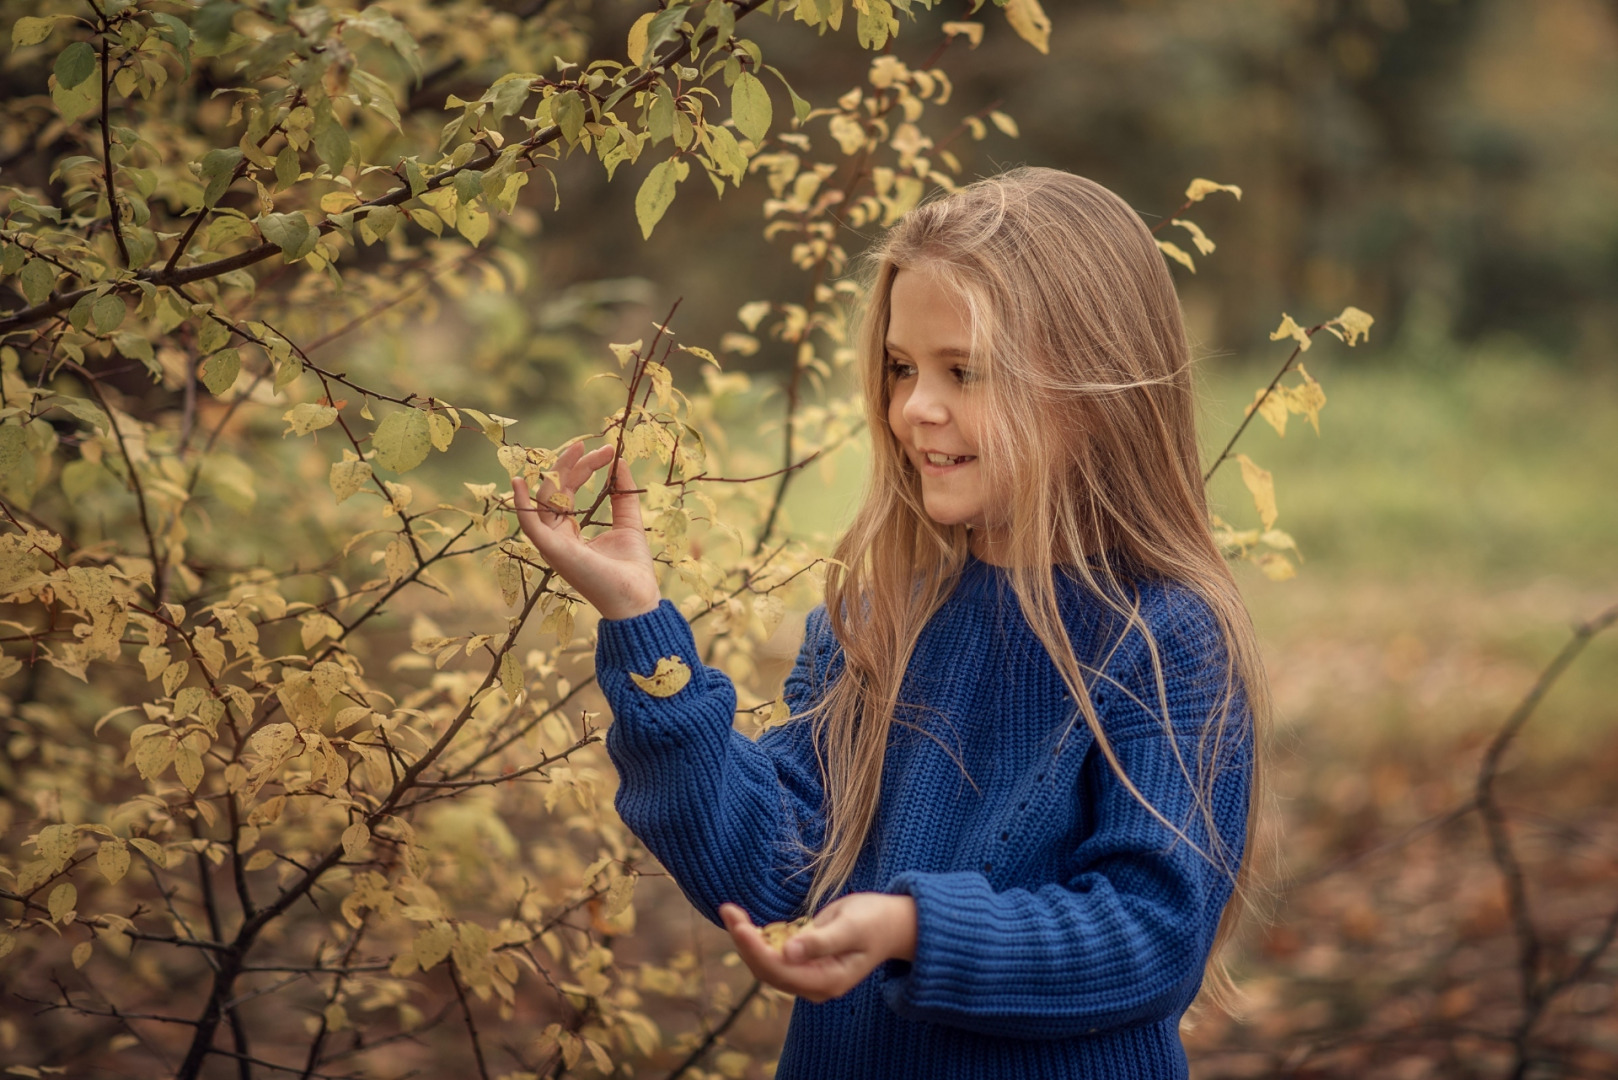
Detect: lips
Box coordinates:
(916, 449, 976, 473)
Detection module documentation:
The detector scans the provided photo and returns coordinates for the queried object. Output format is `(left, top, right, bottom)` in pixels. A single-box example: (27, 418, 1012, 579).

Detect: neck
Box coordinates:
(967, 527, 1018, 567)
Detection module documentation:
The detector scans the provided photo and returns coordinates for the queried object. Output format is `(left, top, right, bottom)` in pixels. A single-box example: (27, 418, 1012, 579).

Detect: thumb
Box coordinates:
(607, 456, 645, 536)
(784, 914, 863, 964)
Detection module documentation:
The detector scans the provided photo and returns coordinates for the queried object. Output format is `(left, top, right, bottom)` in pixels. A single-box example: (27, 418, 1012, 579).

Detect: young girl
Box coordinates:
(512, 167, 1269, 1079)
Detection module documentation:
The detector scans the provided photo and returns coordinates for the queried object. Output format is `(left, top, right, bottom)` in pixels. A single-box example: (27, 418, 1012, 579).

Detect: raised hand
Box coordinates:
(511, 441, 662, 621)
(718, 893, 918, 1004)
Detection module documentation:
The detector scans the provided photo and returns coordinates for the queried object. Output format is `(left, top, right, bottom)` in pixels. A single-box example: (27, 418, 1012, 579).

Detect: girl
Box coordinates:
(512, 167, 1269, 1079)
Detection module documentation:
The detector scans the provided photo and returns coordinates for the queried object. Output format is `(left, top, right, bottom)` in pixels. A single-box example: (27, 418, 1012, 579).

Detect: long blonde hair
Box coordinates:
(798, 167, 1272, 1011)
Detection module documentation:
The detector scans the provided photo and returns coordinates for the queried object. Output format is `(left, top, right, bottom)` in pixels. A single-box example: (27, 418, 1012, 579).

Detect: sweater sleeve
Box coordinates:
(596, 600, 837, 927)
(879, 584, 1254, 1039)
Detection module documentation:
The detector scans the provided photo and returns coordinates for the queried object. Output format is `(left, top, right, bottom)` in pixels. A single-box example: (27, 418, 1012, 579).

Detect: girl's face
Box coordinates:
(885, 268, 1010, 552)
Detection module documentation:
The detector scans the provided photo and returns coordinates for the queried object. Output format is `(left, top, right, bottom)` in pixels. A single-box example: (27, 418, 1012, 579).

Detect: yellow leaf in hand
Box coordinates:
(629, 656, 691, 698)
(759, 916, 813, 951)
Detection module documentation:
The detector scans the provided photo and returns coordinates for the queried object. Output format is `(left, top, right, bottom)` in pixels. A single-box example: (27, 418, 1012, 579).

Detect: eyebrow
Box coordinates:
(884, 341, 973, 360)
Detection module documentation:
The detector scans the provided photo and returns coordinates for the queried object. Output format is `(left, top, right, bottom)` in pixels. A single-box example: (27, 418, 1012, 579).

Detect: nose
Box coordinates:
(901, 372, 950, 428)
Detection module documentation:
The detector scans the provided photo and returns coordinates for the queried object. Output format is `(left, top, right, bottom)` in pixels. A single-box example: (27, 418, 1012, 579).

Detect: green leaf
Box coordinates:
(194, 0, 241, 48)
(274, 145, 300, 189)
(648, 83, 675, 145)
(90, 293, 125, 334)
(552, 90, 585, 145)
(54, 41, 96, 90)
(52, 397, 109, 434)
(258, 211, 317, 261)
(856, 0, 897, 49)
(763, 64, 811, 125)
(730, 71, 771, 144)
(372, 409, 431, 473)
(705, 124, 746, 185)
(644, 5, 691, 64)
(50, 76, 96, 125)
(18, 259, 54, 305)
(313, 102, 351, 172)
(635, 159, 680, 240)
(199, 147, 243, 207)
(0, 424, 27, 475)
(11, 16, 65, 49)
(201, 348, 241, 395)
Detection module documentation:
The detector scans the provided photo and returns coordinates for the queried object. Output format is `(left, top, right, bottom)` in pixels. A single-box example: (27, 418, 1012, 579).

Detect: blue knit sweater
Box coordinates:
(595, 553, 1253, 1079)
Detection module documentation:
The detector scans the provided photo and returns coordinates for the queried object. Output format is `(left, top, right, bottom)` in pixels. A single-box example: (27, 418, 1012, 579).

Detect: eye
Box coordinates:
(953, 366, 980, 385)
(885, 357, 915, 379)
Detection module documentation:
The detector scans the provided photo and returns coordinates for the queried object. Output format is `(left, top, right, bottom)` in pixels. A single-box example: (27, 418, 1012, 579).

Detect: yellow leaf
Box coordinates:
(758, 915, 812, 950)
(1185, 178, 1242, 202)
(1246, 386, 1288, 437)
(129, 836, 166, 867)
(342, 822, 370, 859)
(1002, 0, 1051, 53)
(1333, 305, 1374, 346)
(678, 345, 721, 368)
(988, 110, 1019, 138)
(635, 159, 680, 240)
(427, 412, 455, 452)
(626, 11, 655, 66)
(737, 300, 770, 332)
(1172, 218, 1215, 255)
(1269, 312, 1311, 352)
(175, 746, 204, 792)
(97, 840, 130, 884)
(72, 940, 92, 969)
(415, 922, 454, 971)
(48, 881, 76, 923)
(1156, 239, 1195, 273)
(941, 21, 983, 47)
(244, 849, 276, 871)
(1260, 529, 1301, 557)
(628, 655, 692, 698)
(1289, 363, 1326, 435)
(500, 651, 523, 701)
(1235, 454, 1278, 531)
(1254, 552, 1296, 581)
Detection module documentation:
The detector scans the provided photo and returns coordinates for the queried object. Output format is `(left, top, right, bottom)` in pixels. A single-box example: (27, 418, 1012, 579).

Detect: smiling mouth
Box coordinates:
(919, 453, 977, 476)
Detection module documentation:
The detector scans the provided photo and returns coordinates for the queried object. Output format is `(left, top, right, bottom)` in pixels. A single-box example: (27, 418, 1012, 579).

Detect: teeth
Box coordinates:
(925, 452, 972, 465)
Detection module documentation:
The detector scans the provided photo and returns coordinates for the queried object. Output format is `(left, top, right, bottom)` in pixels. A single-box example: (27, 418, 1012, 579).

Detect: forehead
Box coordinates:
(885, 267, 972, 358)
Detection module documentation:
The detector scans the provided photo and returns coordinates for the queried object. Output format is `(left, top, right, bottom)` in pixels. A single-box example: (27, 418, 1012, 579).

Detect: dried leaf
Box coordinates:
(629, 655, 692, 698)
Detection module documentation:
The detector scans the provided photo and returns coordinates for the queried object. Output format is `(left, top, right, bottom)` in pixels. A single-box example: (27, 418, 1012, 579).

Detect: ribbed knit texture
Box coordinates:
(595, 554, 1253, 1080)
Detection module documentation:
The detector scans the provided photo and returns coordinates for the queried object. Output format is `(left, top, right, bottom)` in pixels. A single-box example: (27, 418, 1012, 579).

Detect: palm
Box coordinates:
(511, 442, 661, 621)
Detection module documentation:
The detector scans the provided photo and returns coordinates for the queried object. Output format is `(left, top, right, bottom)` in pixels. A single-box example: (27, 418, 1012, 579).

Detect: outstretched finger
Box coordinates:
(511, 477, 562, 554)
(605, 456, 645, 535)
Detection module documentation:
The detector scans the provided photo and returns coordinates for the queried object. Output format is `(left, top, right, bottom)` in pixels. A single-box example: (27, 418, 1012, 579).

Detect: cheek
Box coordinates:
(886, 387, 908, 442)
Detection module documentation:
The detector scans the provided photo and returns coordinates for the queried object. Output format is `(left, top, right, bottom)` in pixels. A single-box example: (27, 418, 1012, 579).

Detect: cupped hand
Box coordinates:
(511, 441, 661, 621)
(718, 893, 918, 1004)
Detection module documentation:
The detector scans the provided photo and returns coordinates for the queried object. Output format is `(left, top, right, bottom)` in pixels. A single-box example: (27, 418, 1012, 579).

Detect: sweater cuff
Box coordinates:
(595, 599, 700, 681)
(878, 870, 1004, 1020)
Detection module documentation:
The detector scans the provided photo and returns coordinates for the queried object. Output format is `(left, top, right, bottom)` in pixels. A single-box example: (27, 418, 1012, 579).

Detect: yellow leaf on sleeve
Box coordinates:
(629, 655, 692, 698)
